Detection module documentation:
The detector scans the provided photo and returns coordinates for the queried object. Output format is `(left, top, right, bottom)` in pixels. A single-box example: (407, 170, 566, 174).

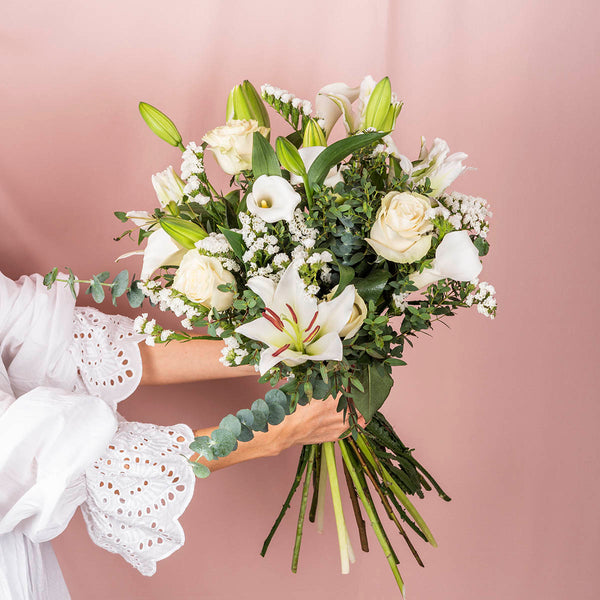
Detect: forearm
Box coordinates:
(139, 339, 255, 385)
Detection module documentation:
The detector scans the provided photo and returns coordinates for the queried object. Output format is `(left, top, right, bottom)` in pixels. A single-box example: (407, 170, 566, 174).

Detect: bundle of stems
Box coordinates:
(260, 412, 450, 596)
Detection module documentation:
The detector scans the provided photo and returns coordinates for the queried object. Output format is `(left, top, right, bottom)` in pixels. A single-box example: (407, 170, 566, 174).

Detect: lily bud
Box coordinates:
(302, 118, 327, 147)
(159, 216, 207, 249)
(226, 80, 270, 129)
(362, 77, 402, 132)
(139, 102, 183, 148)
(276, 137, 306, 177)
(152, 166, 185, 209)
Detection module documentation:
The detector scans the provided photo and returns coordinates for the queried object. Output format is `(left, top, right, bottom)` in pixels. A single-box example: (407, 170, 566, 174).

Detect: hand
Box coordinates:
(270, 395, 366, 454)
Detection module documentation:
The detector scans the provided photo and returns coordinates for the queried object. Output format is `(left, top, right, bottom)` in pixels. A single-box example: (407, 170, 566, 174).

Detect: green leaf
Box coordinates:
(354, 269, 390, 303)
(251, 132, 281, 178)
(111, 269, 129, 303)
(351, 363, 394, 422)
(307, 131, 386, 188)
(96, 271, 110, 283)
(238, 424, 254, 442)
(90, 277, 105, 303)
(267, 402, 285, 426)
(265, 389, 289, 414)
(218, 226, 246, 260)
(127, 280, 145, 308)
(211, 428, 238, 457)
(114, 211, 129, 223)
(43, 267, 58, 289)
(219, 414, 242, 438)
(332, 262, 355, 298)
(251, 398, 269, 432)
(191, 462, 211, 478)
(473, 237, 489, 256)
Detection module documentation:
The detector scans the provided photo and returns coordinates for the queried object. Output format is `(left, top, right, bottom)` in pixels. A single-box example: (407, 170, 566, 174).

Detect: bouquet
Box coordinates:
(45, 75, 496, 595)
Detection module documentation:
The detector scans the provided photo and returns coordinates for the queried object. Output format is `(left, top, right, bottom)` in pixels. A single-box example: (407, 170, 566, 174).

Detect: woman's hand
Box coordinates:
(192, 395, 365, 472)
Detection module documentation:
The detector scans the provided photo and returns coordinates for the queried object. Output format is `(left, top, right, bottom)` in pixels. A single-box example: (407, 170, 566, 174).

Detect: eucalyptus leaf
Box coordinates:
(211, 428, 238, 457)
(111, 269, 129, 302)
(219, 414, 242, 438)
(127, 280, 145, 308)
(236, 408, 254, 428)
(191, 462, 210, 479)
(43, 267, 58, 289)
(91, 277, 105, 303)
(267, 402, 285, 426)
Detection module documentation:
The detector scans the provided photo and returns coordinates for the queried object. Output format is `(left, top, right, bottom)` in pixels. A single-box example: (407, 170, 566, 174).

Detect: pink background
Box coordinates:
(2, 1, 599, 598)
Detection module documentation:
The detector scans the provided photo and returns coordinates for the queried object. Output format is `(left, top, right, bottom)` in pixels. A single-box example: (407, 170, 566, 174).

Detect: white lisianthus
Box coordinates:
(326, 286, 368, 339)
(203, 119, 270, 175)
(172, 251, 236, 311)
(413, 137, 468, 197)
(409, 230, 482, 289)
(366, 191, 433, 263)
(289, 147, 343, 188)
(235, 265, 355, 375)
(246, 175, 301, 223)
(152, 166, 186, 207)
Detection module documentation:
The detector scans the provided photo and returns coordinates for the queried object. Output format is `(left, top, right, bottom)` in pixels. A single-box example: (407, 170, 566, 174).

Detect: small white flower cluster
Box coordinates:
(218, 335, 249, 367)
(238, 213, 282, 279)
(133, 313, 175, 346)
(465, 280, 497, 319)
(261, 84, 313, 116)
(429, 192, 491, 238)
(392, 292, 409, 312)
(195, 232, 241, 273)
(181, 142, 210, 204)
(288, 209, 317, 248)
(138, 280, 204, 330)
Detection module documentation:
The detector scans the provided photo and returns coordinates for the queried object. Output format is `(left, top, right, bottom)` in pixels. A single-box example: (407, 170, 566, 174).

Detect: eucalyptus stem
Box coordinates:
(356, 434, 437, 548)
(55, 278, 112, 288)
(342, 455, 369, 552)
(339, 440, 405, 597)
(323, 442, 350, 574)
(292, 445, 316, 573)
(261, 446, 309, 557)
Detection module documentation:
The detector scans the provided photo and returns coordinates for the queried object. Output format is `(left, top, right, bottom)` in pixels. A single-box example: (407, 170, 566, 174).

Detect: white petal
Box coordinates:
(434, 231, 482, 281)
(305, 332, 344, 361)
(247, 175, 301, 222)
(246, 275, 277, 307)
(316, 285, 355, 335)
(408, 268, 442, 290)
(315, 83, 359, 136)
(274, 265, 317, 327)
(235, 317, 289, 348)
(141, 229, 186, 280)
(126, 210, 153, 229)
(115, 250, 144, 262)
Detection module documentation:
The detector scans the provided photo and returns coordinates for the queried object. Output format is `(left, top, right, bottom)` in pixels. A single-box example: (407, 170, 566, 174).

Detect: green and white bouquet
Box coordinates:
(46, 75, 496, 595)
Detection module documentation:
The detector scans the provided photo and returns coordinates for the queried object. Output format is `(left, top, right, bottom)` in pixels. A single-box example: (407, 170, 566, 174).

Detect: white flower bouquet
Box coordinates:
(45, 75, 496, 595)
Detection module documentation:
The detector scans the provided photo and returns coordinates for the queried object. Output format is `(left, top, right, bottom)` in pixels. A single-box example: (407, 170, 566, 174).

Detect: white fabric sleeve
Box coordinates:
(0, 272, 120, 544)
(69, 308, 196, 576)
(81, 422, 195, 576)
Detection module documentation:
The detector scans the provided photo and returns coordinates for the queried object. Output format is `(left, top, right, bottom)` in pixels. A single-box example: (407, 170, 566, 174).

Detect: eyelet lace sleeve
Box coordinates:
(69, 307, 144, 409)
(81, 421, 195, 576)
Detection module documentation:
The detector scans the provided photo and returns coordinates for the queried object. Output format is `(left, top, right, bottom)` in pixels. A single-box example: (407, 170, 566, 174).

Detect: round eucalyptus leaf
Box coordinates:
(211, 429, 238, 457)
(192, 463, 210, 479)
(236, 408, 254, 428)
(237, 424, 254, 442)
(219, 414, 242, 437)
(267, 402, 285, 426)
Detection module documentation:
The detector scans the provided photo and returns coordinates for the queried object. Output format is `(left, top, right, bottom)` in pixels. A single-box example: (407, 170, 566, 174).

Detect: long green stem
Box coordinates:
(308, 445, 321, 523)
(261, 446, 309, 556)
(323, 442, 350, 574)
(292, 445, 316, 572)
(315, 449, 328, 533)
(339, 440, 405, 597)
(356, 434, 437, 548)
(342, 458, 369, 552)
(301, 173, 313, 208)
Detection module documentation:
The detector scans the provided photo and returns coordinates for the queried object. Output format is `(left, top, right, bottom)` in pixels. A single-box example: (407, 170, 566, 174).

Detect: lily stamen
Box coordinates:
(272, 343, 291, 357)
(262, 309, 284, 331)
(286, 304, 298, 323)
(303, 325, 321, 344)
(306, 310, 318, 331)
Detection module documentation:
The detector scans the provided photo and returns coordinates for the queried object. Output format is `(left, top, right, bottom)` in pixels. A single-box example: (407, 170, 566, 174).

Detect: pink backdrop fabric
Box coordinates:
(2, 1, 599, 598)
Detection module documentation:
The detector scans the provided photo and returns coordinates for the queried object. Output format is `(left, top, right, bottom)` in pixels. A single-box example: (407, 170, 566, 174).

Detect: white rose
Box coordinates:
(172, 251, 236, 310)
(203, 119, 270, 175)
(366, 191, 433, 263)
(327, 286, 368, 338)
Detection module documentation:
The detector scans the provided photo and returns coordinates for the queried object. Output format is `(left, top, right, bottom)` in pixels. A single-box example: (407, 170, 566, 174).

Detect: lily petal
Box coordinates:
(315, 285, 356, 335)
(141, 229, 186, 280)
(305, 332, 344, 361)
(235, 317, 289, 348)
(246, 275, 277, 307)
(315, 83, 359, 137)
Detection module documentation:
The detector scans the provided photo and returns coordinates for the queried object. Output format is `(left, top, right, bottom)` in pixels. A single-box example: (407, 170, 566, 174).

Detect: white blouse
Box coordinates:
(0, 272, 195, 599)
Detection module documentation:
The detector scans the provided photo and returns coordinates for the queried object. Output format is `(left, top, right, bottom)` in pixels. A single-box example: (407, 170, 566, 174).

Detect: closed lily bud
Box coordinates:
(152, 166, 186, 209)
(362, 77, 402, 132)
(139, 102, 183, 148)
(276, 136, 306, 176)
(302, 118, 327, 147)
(159, 216, 207, 249)
(226, 80, 270, 129)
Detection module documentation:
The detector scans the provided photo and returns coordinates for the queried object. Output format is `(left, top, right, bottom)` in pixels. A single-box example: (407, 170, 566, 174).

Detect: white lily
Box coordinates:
(246, 174, 301, 223)
(315, 82, 360, 137)
(235, 265, 355, 375)
(152, 166, 185, 207)
(412, 137, 468, 197)
(409, 230, 482, 289)
(289, 147, 344, 188)
(125, 210, 154, 229)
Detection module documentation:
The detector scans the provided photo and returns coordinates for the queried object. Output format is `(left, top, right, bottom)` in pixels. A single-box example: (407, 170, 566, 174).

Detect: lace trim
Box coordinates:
(82, 421, 195, 576)
(70, 307, 144, 408)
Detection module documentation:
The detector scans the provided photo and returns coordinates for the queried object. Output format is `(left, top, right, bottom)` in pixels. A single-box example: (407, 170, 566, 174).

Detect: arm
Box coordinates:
(191, 395, 364, 472)
(139, 339, 255, 385)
